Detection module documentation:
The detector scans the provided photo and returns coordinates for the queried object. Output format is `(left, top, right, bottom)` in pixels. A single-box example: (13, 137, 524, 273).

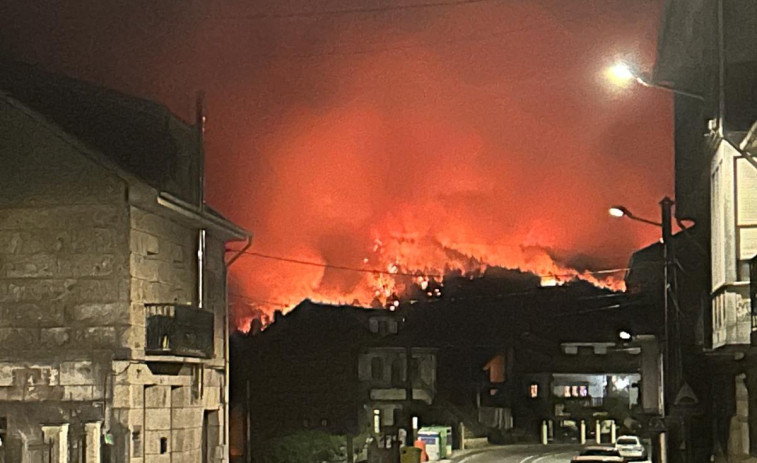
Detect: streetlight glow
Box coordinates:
(609, 206, 626, 218)
(619, 330, 632, 341)
(606, 61, 639, 87)
(607, 62, 636, 86)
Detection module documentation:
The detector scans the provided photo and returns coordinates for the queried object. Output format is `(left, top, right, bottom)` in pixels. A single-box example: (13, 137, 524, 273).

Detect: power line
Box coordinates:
(227, 248, 632, 279)
(231, 249, 444, 277)
(180, 2, 618, 61)
(229, 292, 290, 307)
(189, 0, 501, 21)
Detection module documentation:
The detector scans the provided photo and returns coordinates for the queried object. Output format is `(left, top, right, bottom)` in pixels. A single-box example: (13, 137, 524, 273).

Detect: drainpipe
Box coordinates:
(225, 236, 252, 462)
(198, 229, 206, 309)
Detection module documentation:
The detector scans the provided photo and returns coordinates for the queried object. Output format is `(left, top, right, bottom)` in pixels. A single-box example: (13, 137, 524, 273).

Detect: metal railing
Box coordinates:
(145, 304, 214, 358)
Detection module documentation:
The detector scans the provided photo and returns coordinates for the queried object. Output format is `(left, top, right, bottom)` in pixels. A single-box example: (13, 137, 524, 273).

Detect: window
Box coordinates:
(391, 358, 404, 387)
(371, 357, 383, 380)
(529, 383, 538, 398)
(132, 426, 142, 457)
(378, 320, 388, 335)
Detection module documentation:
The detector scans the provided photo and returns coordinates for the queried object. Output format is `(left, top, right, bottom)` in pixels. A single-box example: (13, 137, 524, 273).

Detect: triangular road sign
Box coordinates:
(674, 382, 699, 405)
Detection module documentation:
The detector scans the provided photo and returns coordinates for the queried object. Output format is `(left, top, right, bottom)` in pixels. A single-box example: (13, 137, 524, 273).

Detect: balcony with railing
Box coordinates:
(145, 303, 214, 358)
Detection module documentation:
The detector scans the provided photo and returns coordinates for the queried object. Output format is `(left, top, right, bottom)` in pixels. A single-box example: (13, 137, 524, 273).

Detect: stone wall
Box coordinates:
(109, 361, 225, 462)
(1, 94, 230, 463)
(128, 206, 228, 365)
(0, 94, 133, 458)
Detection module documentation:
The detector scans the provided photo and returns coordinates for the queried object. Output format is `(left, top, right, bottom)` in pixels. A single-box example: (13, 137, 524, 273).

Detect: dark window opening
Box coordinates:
(391, 358, 403, 387)
(371, 357, 383, 381)
(160, 437, 168, 454)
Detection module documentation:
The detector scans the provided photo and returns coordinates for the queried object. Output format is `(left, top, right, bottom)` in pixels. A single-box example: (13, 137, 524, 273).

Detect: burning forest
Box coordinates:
(0, 0, 674, 332)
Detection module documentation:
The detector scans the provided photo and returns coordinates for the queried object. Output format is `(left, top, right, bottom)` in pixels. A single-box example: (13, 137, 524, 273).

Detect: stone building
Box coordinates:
(232, 300, 436, 462)
(0, 62, 249, 462)
(653, 1, 757, 460)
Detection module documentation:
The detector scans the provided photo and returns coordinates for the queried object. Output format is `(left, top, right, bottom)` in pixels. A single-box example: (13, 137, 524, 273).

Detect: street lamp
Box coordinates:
(608, 205, 663, 227)
(605, 61, 705, 101)
(610, 198, 678, 463)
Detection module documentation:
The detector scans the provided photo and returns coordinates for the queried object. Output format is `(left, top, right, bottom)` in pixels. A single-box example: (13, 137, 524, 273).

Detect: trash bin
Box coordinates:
(401, 446, 422, 463)
(418, 427, 449, 460)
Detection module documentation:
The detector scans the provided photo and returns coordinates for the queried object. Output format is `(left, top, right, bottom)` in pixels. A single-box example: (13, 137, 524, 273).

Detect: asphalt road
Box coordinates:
(451, 444, 583, 463)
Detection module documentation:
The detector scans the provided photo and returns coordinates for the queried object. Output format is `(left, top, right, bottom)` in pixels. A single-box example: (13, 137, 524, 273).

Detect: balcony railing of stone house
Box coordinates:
(145, 303, 214, 358)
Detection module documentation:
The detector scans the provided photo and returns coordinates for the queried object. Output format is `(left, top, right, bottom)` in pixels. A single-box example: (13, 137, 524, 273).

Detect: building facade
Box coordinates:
(0, 63, 248, 462)
(654, 0, 757, 459)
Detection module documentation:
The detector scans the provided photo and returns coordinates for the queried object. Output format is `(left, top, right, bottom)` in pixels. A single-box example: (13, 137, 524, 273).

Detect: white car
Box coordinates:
(615, 435, 647, 461)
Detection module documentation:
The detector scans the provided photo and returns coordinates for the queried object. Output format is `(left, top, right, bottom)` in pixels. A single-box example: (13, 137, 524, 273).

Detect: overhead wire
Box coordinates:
(187, 0, 502, 21)
(178, 1, 619, 62)
(227, 248, 633, 279)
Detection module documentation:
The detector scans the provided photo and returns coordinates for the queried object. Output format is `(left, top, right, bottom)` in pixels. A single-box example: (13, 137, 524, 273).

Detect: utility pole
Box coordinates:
(405, 344, 414, 446)
(661, 196, 675, 411)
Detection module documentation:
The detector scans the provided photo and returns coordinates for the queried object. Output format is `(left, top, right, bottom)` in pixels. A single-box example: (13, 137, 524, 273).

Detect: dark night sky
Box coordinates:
(0, 0, 672, 327)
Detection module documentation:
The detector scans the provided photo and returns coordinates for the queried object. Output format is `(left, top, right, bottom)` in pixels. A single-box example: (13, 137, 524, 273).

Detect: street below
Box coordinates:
(449, 445, 582, 463)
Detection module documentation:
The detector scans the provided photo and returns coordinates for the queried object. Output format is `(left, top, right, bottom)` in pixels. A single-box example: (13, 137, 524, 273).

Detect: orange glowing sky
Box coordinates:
(0, 0, 672, 328)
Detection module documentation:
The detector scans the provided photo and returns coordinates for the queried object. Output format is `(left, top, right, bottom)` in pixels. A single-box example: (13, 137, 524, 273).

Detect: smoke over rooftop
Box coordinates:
(0, 0, 672, 328)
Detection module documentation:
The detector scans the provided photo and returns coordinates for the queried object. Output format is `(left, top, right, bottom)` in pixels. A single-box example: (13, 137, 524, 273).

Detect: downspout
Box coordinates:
(225, 236, 252, 462)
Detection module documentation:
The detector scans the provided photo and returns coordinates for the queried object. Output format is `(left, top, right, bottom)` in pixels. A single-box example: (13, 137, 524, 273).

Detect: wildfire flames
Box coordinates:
(213, 0, 671, 332)
(230, 230, 630, 332)
(0, 0, 671, 332)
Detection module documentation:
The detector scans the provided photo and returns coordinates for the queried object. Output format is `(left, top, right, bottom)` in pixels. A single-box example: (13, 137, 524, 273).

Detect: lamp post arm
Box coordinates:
(636, 77, 705, 101)
(626, 214, 663, 228)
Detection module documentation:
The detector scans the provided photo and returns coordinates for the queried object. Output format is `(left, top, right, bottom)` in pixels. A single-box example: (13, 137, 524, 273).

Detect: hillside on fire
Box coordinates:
(229, 267, 661, 461)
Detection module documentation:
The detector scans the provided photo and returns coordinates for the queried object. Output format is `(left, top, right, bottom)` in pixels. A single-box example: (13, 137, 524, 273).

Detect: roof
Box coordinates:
(0, 60, 202, 205)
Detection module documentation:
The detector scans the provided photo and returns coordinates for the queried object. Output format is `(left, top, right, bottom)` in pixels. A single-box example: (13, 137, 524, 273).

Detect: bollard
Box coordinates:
(541, 421, 548, 445)
(611, 420, 616, 443)
(548, 420, 554, 440)
(595, 420, 601, 444)
(659, 432, 668, 463)
(580, 420, 586, 445)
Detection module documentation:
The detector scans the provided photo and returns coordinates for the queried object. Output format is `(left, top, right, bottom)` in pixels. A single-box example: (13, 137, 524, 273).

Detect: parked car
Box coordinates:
(571, 446, 625, 463)
(615, 435, 647, 461)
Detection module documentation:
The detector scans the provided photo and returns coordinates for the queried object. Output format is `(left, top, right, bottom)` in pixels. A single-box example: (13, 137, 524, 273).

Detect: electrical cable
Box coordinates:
(227, 248, 632, 279)
(188, 0, 502, 21)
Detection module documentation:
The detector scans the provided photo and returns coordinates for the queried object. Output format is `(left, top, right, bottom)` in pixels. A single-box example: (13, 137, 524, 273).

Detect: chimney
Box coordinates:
(249, 318, 262, 335)
(195, 90, 206, 137)
(195, 90, 206, 206)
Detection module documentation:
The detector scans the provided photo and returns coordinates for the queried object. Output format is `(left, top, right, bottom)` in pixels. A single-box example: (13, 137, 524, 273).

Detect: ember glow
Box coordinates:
(1, 0, 672, 331)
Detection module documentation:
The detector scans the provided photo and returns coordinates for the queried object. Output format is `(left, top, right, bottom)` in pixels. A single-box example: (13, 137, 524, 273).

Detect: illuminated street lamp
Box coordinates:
(608, 205, 663, 227)
(606, 62, 643, 88)
(605, 61, 704, 101)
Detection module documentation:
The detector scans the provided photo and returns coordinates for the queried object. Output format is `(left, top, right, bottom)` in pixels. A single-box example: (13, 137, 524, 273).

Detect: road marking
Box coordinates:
(458, 451, 537, 463)
(533, 449, 577, 463)
(457, 446, 578, 463)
